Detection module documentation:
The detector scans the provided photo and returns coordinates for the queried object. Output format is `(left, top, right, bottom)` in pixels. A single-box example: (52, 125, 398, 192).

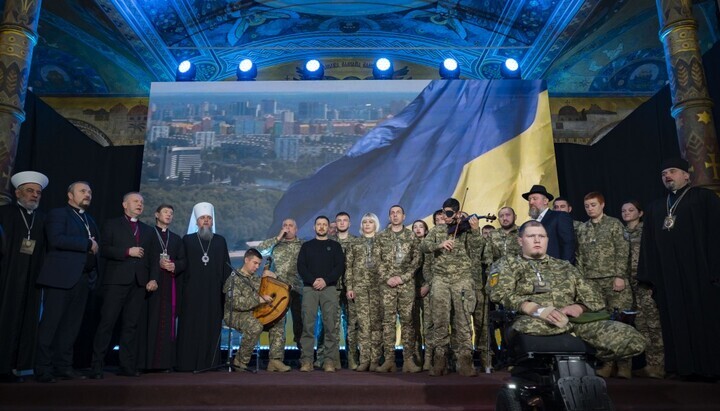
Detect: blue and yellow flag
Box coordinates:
(270, 80, 557, 237)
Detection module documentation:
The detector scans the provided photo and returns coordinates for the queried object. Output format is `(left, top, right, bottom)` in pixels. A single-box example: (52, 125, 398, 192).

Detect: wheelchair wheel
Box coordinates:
(495, 387, 523, 411)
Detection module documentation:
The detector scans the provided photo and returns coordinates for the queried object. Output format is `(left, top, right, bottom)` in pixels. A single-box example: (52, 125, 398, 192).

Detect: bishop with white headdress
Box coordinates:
(176, 202, 232, 372)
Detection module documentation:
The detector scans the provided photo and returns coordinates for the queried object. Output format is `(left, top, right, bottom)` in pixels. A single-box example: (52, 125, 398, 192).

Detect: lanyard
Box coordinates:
(18, 206, 35, 240)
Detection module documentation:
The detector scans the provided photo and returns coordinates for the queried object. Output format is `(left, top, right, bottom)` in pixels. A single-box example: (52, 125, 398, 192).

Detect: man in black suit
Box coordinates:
(522, 185, 576, 264)
(89, 192, 152, 378)
(35, 181, 100, 383)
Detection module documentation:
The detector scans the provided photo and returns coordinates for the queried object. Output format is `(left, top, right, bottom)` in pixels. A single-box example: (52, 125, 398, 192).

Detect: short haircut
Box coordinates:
(123, 192, 142, 202)
(554, 197, 571, 206)
(482, 224, 495, 230)
(315, 215, 330, 224)
(518, 220, 545, 236)
(499, 206, 516, 216)
(155, 204, 174, 213)
(442, 198, 460, 211)
(583, 191, 605, 203)
(433, 209, 443, 219)
(245, 248, 262, 261)
(335, 211, 350, 219)
(389, 204, 405, 214)
(622, 200, 643, 213)
(360, 213, 381, 235)
(67, 181, 90, 193)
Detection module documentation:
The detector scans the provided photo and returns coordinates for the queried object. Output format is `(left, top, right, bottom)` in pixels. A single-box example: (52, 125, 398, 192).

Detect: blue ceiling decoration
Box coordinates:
(14, 0, 719, 96)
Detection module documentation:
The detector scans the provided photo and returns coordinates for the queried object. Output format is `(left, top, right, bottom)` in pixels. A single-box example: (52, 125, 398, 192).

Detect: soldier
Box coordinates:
(481, 225, 495, 238)
(411, 220, 433, 371)
(420, 198, 484, 377)
(374, 205, 422, 373)
(433, 210, 444, 226)
(575, 192, 632, 378)
(256, 218, 303, 372)
(329, 212, 356, 369)
(487, 221, 645, 365)
(621, 201, 664, 379)
(223, 248, 276, 372)
(483, 207, 521, 266)
(345, 213, 383, 371)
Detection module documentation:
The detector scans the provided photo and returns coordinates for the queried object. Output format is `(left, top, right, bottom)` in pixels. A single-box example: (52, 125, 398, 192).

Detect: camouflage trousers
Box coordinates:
(412, 293, 433, 359)
(587, 277, 633, 312)
(228, 311, 263, 367)
(430, 278, 475, 355)
(473, 287, 491, 368)
(633, 283, 665, 368)
(268, 289, 304, 360)
(351, 284, 383, 364)
(511, 316, 646, 361)
(381, 283, 416, 359)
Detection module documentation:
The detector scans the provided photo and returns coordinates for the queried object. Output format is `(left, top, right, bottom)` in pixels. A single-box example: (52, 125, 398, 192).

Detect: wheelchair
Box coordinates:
(493, 311, 615, 411)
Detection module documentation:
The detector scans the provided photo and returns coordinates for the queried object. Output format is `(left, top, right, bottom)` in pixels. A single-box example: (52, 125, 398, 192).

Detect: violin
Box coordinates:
(446, 213, 497, 236)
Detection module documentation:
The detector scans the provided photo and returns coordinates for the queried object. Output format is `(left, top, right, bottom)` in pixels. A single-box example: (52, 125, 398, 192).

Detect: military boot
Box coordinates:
(368, 360, 380, 372)
(402, 354, 422, 373)
(457, 353, 478, 377)
(299, 361, 313, 372)
(422, 350, 432, 371)
(615, 359, 632, 379)
(376, 359, 397, 373)
(595, 361, 615, 378)
(267, 359, 291, 373)
(429, 350, 447, 377)
(356, 362, 370, 372)
(348, 351, 358, 370)
(633, 365, 664, 379)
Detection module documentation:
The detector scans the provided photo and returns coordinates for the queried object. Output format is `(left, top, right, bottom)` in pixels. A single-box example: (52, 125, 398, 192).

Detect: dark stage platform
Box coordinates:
(1, 369, 718, 411)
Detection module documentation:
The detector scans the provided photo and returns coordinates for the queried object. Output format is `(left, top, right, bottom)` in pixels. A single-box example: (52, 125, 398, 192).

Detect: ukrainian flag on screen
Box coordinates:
(270, 79, 557, 237)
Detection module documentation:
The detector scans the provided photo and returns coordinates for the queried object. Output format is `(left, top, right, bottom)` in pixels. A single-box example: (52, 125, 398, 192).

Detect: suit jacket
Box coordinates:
(101, 216, 152, 286)
(37, 205, 100, 289)
(539, 209, 576, 264)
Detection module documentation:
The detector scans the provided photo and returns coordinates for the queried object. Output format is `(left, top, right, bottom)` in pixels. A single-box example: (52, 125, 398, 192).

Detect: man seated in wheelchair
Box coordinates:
(487, 221, 645, 369)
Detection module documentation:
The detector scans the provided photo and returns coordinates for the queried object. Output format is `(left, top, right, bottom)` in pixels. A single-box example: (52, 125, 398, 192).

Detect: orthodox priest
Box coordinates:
(138, 204, 186, 371)
(638, 158, 720, 380)
(0, 171, 48, 382)
(175, 202, 231, 372)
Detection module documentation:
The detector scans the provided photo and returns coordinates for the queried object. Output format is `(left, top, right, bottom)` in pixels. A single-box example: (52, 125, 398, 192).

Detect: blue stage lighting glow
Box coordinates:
(372, 58, 394, 80)
(175, 60, 196, 81)
(501, 58, 521, 79)
(439, 58, 460, 79)
(236, 58, 257, 81)
(238, 59, 253, 73)
(302, 59, 324, 80)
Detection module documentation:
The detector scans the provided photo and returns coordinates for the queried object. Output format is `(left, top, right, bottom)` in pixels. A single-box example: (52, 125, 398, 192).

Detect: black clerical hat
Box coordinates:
(660, 157, 689, 173)
(522, 184, 554, 201)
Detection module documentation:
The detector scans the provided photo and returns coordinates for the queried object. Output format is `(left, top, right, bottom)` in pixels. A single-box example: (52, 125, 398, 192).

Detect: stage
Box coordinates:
(1, 368, 717, 411)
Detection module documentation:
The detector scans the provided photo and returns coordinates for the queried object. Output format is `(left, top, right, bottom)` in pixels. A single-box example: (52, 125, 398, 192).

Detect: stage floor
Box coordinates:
(1, 368, 718, 411)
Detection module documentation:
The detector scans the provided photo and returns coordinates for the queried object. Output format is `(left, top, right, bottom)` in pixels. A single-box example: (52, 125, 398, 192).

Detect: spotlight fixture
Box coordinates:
(175, 60, 196, 82)
(501, 58, 521, 79)
(439, 58, 460, 79)
(302, 59, 324, 80)
(372, 58, 394, 80)
(236, 58, 257, 81)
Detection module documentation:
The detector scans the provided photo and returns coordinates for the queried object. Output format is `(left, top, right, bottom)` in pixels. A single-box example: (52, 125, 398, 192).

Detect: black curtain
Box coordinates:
(555, 41, 720, 221)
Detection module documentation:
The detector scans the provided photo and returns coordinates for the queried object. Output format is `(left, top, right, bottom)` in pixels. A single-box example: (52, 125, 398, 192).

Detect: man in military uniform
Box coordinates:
(329, 212, 356, 369)
(223, 248, 276, 372)
(374, 205, 422, 373)
(575, 192, 632, 378)
(483, 207, 521, 266)
(488, 221, 645, 367)
(420, 198, 484, 377)
(256, 218, 303, 372)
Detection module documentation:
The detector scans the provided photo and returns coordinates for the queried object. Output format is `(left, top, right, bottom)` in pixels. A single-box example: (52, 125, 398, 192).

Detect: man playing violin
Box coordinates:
(222, 248, 276, 372)
(420, 198, 485, 376)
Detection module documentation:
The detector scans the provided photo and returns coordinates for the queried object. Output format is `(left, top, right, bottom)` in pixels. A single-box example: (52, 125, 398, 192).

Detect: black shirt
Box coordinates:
(297, 238, 345, 287)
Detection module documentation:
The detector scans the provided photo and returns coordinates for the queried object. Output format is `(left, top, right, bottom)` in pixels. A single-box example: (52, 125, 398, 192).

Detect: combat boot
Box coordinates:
(429, 350, 447, 376)
(356, 362, 370, 372)
(299, 361, 313, 372)
(633, 365, 664, 379)
(457, 353, 477, 377)
(376, 359, 397, 373)
(323, 360, 336, 373)
(402, 354, 422, 373)
(615, 359, 632, 379)
(368, 360, 380, 372)
(422, 350, 432, 371)
(267, 359, 291, 373)
(348, 353, 358, 370)
(595, 361, 615, 378)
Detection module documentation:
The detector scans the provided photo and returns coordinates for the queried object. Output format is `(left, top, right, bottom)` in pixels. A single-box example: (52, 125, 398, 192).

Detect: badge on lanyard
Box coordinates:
(20, 238, 36, 255)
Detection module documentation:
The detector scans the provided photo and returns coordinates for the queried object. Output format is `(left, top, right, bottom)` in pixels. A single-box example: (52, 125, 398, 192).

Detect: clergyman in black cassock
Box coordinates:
(137, 204, 186, 371)
(638, 158, 720, 379)
(0, 171, 48, 381)
(175, 202, 231, 372)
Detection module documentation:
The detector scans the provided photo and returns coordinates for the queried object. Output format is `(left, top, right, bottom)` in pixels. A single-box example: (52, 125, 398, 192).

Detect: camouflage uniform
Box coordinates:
(345, 236, 383, 366)
(482, 225, 521, 266)
(624, 222, 664, 369)
(374, 227, 421, 368)
(488, 255, 645, 361)
(469, 238, 490, 369)
(420, 224, 483, 373)
(223, 272, 264, 368)
(576, 215, 632, 312)
(257, 237, 303, 361)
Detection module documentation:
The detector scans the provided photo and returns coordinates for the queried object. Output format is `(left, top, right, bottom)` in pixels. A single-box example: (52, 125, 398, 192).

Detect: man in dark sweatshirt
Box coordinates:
(297, 215, 345, 372)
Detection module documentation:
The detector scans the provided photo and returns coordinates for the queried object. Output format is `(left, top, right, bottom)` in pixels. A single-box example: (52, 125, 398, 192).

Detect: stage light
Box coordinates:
(176, 60, 196, 82)
(372, 58, 394, 80)
(302, 59, 324, 80)
(501, 58, 521, 79)
(236, 58, 257, 81)
(439, 58, 460, 79)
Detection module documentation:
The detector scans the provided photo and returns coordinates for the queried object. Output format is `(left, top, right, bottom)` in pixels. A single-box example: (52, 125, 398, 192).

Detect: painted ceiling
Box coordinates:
(13, 0, 720, 97)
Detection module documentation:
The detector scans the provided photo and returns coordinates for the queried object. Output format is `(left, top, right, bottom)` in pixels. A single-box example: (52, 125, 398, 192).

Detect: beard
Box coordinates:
(528, 206, 541, 220)
(197, 226, 214, 241)
(18, 199, 39, 211)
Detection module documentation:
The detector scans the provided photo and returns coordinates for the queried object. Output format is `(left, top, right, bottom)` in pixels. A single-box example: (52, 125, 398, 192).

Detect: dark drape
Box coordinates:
(555, 41, 720, 221)
(14, 91, 145, 368)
